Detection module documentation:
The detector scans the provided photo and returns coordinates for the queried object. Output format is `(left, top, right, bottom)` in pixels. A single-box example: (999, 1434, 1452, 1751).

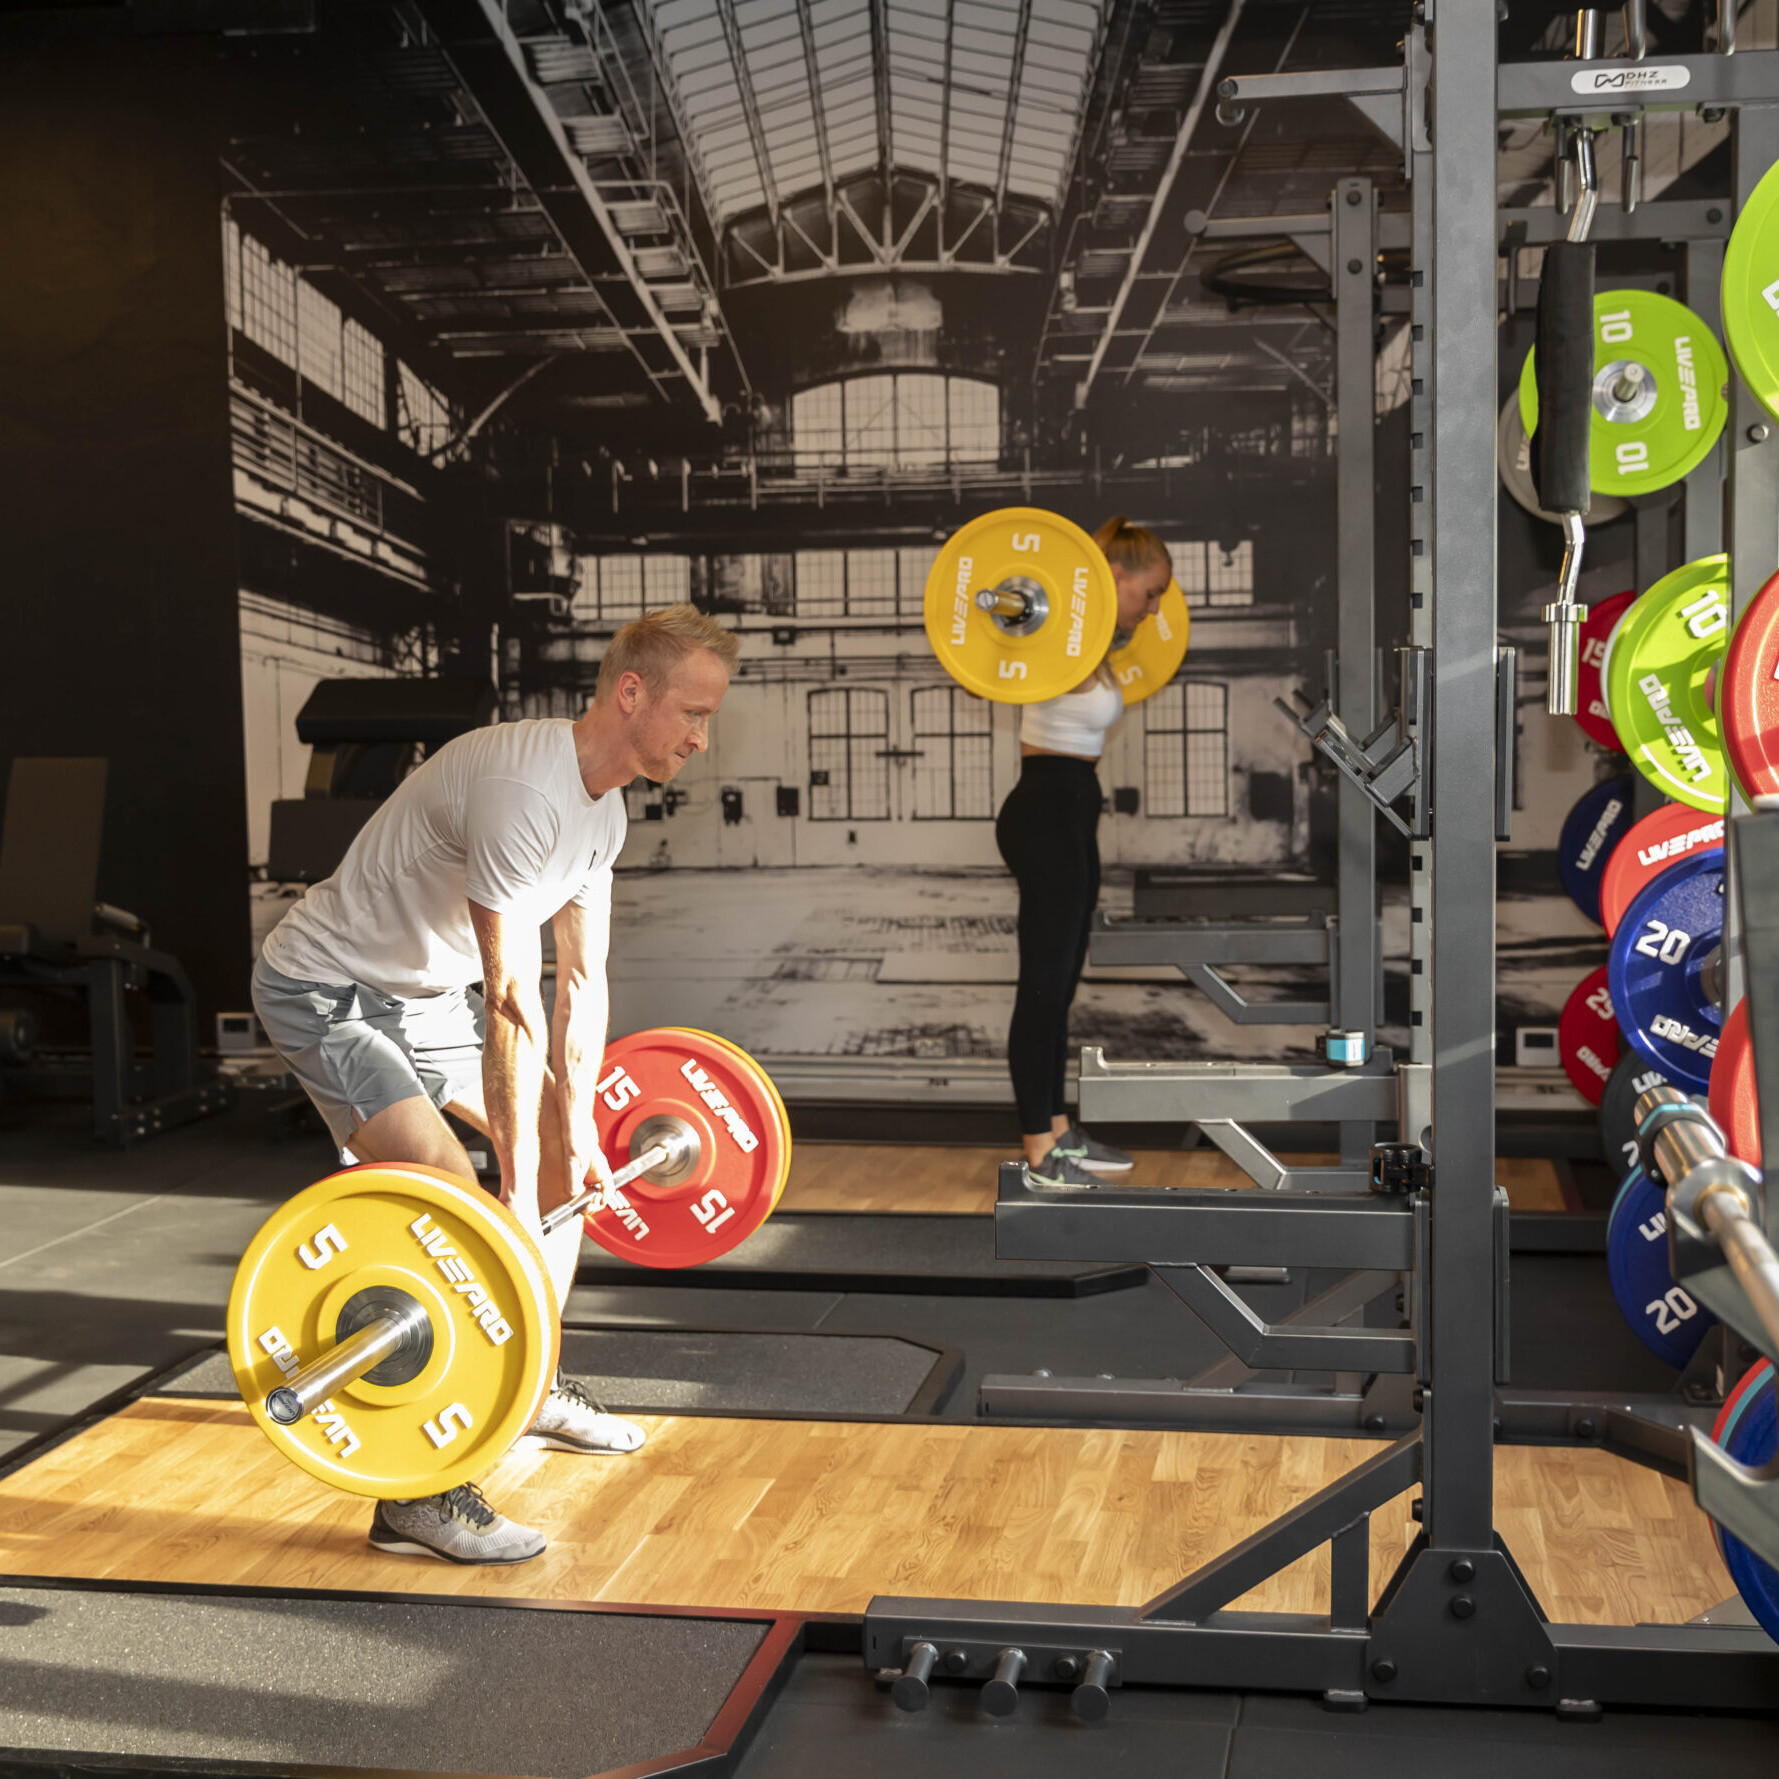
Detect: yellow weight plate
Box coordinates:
(227, 1166, 557, 1499)
(924, 507, 1118, 704)
(662, 1027, 793, 1211)
(1110, 582, 1190, 706)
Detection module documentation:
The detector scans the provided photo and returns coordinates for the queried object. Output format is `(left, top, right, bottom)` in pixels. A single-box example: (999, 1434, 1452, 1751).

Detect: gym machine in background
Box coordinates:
(880, 7, 1779, 1719)
(0, 756, 226, 1145)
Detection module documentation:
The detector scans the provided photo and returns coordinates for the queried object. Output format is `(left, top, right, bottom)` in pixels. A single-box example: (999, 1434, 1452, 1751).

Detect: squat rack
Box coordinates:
(869, 9, 1779, 1714)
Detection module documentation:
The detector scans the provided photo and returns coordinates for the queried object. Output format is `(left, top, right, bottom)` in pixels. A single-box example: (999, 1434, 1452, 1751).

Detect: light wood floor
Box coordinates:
(778, 1143, 1571, 1215)
(0, 1399, 1723, 1627)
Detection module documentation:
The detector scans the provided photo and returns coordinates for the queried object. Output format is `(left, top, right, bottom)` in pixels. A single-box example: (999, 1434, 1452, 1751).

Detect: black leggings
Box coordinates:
(995, 754, 1101, 1138)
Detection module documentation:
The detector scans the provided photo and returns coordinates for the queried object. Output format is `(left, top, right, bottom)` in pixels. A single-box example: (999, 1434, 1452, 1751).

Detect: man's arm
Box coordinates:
(469, 900, 551, 1225)
(551, 878, 614, 1207)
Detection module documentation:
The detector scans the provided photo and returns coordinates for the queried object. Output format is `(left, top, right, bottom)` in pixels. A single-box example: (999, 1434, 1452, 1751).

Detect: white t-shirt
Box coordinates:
(1018, 675, 1125, 759)
(262, 719, 626, 999)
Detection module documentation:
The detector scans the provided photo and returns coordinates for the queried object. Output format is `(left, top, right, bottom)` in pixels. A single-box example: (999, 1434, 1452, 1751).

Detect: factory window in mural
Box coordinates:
(1170, 540, 1255, 609)
(574, 554, 693, 622)
(791, 374, 1000, 471)
(793, 548, 935, 618)
(910, 686, 994, 820)
(808, 687, 892, 821)
(1144, 682, 1229, 817)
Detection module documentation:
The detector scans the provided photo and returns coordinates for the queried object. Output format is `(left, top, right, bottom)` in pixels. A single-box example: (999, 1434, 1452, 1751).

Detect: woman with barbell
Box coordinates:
(996, 518, 1174, 1187)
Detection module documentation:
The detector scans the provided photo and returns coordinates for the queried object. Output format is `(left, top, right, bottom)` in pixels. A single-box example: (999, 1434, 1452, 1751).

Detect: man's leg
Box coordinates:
(347, 1093, 480, 1182)
(440, 1083, 581, 1310)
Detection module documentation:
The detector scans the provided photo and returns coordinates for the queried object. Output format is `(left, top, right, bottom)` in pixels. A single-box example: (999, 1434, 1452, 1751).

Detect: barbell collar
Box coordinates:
(265, 1297, 431, 1425)
(975, 586, 1034, 622)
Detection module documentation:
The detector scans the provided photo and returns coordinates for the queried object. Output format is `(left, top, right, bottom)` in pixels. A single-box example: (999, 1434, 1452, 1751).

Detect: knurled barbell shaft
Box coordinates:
(539, 1125, 694, 1236)
(266, 1299, 430, 1425)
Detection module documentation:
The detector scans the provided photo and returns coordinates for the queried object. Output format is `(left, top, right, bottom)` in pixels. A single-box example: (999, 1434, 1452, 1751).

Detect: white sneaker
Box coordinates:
(519, 1374, 647, 1454)
(367, 1483, 544, 1564)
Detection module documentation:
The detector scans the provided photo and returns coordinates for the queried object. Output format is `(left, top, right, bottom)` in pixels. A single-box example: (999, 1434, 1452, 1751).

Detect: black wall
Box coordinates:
(0, 17, 248, 1023)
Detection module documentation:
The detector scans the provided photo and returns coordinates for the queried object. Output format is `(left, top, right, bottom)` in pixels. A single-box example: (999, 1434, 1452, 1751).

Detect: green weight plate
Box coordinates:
(1723, 157, 1779, 427)
(1520, 288, 1731, 498)
(1601, 555, 1731, 814)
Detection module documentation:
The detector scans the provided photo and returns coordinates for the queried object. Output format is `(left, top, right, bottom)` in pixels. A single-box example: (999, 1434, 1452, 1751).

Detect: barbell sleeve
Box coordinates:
(266, 1300, 430, 1425)
(1637, 1084, 1779, 1357)
(975, 587, 1032, 620)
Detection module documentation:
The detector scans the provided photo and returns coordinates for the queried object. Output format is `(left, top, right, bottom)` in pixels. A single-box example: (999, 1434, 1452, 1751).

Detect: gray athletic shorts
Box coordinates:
(251, 957, 486, 1148)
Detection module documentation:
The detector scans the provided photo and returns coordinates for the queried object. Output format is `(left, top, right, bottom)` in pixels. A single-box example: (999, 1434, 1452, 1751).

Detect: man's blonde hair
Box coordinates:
(595, 602, 741, 703)
(1093, 515, 1173, 581)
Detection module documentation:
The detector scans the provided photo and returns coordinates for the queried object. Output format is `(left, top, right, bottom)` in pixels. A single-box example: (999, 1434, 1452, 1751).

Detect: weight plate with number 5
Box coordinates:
(1606, 849, 1725, 1092)
(227, 1166, 558, 1498)
(1601, 556, 1732, 814)
(585, 1028, 786, 1268)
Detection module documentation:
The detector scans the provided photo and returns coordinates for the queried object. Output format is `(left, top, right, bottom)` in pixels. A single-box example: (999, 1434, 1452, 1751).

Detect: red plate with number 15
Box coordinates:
(584, 1027, 787, 1267)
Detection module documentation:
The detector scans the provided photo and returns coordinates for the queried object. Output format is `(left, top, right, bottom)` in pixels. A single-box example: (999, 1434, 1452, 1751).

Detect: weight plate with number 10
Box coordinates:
(1519, 289, 1730, 498)
(1601, 556, 1732, 814)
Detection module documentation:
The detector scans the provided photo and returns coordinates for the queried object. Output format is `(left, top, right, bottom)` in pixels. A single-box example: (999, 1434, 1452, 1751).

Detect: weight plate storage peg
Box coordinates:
(1575, 590, 1636, 753)
(1721, 156, 1779, 426)
(585, 1028, 788, 1267)
(1558, 774, 1636, 927)
(1109, 581, 1190, 706)
(1598, 1051, 1677, 1181)
(228, 1166, 559, 1498)
(1605, 1166, 1718, 1368)
(1519, 289, 1730, 498)
(1606, 849, 1725, 1093)
(1601, 555, 1732, 813)
(1498, 396, 1629, 526)
(1710, 1361, 1779, 1643)
(1718, 568, 1779, 802)
(1709, 1000, 1763, 1167)
(924, 508, 1118, 704)
(1598, 801, 1724, 938)
(1557, 965, 1624, 1107)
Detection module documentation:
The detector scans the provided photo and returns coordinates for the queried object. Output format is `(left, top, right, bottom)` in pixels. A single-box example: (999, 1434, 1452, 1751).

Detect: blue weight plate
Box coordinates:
(1558, 775, 1636, 927)
(1716, 1363, 1779, 1645)
(1603, 1165, 1717, 1366)
(1606, 851, 1724, 1092)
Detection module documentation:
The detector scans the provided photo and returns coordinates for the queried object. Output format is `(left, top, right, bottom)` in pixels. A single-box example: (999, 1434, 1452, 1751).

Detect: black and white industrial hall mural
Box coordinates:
(225, 0, 1730, 1091)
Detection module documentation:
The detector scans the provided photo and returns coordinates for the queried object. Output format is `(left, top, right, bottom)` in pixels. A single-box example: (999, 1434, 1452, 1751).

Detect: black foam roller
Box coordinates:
(1530, 241, 1595, 517)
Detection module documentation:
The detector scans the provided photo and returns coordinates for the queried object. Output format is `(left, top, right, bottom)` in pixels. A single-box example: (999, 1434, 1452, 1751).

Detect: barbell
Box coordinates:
(922, 506, 1189, 708)
(226, 1026, 789, 1499)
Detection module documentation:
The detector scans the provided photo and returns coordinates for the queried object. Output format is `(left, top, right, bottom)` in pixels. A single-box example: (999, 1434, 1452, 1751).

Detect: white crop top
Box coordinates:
(1018, 675, 1126, 759)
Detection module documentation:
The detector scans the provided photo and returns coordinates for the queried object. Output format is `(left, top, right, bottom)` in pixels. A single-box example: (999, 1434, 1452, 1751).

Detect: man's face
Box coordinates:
(628, 649, 730, 782)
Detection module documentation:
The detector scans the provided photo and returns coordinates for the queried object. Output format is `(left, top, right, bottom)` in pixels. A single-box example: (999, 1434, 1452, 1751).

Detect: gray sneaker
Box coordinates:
(367, 1483, 544, 1565)
(1054, 1124, 1135, 1174)
(519, 1374, 647, 1455)
(1024, 1147, 1102, 1189)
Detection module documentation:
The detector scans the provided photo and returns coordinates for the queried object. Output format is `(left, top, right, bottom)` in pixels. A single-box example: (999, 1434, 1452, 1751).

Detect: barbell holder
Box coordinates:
(266, 1297, 431, 1425)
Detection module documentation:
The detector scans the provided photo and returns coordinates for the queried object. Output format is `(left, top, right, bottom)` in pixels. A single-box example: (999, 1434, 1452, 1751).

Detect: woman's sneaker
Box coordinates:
(520, 1374, 647, 1454)
(368, 1483, 544, 1565)
(1053, 1124, 1135, 1174)
(1024, 1146, 1102, 1189)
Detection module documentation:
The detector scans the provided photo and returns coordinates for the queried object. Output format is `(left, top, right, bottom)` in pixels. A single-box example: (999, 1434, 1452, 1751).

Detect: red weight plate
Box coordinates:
(1575, 590, 1636, 753)
(1710, 1000, 1764, 1167)
(1598, 802, 1725, 938)
(585, 1027, 787, 1268)
(1720, 569, 1779, 802)
(1558, 965, 1623, 1108)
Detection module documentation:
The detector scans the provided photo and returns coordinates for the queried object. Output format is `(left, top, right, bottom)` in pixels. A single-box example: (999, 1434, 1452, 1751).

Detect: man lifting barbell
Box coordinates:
(251, 603, 739, 1564)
